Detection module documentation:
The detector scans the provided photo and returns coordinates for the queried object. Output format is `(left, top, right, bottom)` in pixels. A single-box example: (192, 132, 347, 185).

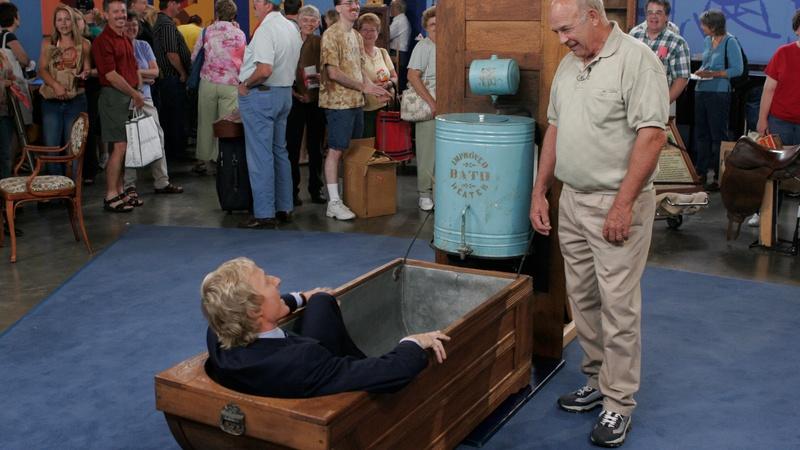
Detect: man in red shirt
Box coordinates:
(92, 0, 145, 212)
(754, 9, 800, 203)
(757, 9, 800, 144)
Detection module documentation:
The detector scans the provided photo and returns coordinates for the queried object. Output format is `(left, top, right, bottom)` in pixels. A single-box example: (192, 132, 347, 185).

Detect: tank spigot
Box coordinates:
(457, 206, 473, 260)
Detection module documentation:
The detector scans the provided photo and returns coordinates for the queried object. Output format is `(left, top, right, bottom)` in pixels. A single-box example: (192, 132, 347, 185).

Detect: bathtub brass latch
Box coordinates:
(220, 403, 245, 436)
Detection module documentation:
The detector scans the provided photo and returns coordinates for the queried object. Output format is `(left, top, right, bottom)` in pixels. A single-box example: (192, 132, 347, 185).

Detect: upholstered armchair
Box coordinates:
(0, 113, 92, 263)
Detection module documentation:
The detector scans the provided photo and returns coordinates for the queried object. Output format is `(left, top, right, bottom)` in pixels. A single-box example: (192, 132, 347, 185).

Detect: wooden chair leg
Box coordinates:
(66, 199, 80, 242)
(75, 197, 92, 254)
(5, 200, 17, 263)
(0, 204, 5, 249)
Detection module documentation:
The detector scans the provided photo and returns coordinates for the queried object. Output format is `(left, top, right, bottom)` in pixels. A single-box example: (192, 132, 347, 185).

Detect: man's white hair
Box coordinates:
(580, 0, 607, 19)
(552, 0, 608, 20)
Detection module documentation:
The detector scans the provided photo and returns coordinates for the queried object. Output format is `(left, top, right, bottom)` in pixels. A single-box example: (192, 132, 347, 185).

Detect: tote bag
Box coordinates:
(187, 29, 206, 90)
(400, 80, 435, 122)
(125, 109, 163, 167)
(1, 31, 33, 124)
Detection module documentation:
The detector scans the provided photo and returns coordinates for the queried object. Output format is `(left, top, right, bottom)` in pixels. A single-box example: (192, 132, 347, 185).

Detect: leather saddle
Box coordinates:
(720, 137, 800, 240)
(213, 111, 244, 139)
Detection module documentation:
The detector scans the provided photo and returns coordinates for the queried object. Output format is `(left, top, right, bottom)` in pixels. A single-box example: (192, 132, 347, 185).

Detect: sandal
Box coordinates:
(103, 194, 134, 213)
(154, 183, 184, 194)
(191, 161, 208, 175)
(123, 187, 144, 207)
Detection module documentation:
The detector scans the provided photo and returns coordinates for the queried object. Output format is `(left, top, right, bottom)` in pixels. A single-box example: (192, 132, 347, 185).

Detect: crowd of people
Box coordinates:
(0, 0, 439, 232)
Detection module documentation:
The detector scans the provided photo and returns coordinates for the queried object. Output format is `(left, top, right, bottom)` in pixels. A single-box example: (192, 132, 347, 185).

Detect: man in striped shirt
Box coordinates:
(153, 0, 191, 160)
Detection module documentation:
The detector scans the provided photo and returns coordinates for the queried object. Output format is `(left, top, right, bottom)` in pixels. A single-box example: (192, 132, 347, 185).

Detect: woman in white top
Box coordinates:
(357, 13, 397, 138)
(407, 6, 436, 211)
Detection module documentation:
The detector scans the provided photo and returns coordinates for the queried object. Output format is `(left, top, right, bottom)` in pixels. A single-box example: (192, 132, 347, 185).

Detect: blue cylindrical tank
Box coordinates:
(434, 113, 535, 258)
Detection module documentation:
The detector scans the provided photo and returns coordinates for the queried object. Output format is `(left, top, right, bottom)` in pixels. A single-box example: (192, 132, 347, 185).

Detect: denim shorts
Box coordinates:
(325, 107, 363, 150)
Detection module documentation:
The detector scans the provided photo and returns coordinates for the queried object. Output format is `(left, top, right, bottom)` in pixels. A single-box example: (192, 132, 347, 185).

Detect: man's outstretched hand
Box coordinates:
(406, 331, 451, 363)
(302, 287, 335, 299)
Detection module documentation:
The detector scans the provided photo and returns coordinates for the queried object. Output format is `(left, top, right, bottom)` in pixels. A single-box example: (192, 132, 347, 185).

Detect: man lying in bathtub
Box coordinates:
(200, 257, 451, 398)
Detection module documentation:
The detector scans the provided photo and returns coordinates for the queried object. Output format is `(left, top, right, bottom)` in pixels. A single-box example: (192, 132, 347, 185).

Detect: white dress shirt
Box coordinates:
(389, 13, 410, 53)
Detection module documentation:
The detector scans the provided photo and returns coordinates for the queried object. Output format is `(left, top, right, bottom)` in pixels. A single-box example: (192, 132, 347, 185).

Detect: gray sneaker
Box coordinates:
(558, 385, 604, 412)
(590, 410, 631, 448)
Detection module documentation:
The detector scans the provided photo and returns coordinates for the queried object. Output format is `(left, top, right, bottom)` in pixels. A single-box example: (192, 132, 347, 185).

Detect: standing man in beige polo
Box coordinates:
(529, 0, 668, 447)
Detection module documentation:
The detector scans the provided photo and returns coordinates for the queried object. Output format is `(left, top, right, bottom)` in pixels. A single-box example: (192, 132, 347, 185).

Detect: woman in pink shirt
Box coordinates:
(191, 0, 246, 174)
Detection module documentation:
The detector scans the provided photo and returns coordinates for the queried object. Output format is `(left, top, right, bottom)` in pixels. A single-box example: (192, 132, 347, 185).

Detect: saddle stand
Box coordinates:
(749, 184, 800, 256)
(721, 136, 800, 255)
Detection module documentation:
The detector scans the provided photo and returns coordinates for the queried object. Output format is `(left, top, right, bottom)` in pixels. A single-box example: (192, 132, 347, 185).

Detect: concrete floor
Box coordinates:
(2, 161, 798, 332)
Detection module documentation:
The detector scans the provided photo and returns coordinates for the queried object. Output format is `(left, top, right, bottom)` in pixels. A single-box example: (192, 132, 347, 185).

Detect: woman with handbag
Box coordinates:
(190, 0, 246, 176)
(38, 4, 91, 176)
(406, 6, 436, 211)
(693, 10, 743, 192)
(357, 13, 398, 139)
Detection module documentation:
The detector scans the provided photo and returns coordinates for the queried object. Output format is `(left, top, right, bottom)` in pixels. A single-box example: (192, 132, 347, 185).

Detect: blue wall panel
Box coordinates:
(16, 1, 44, 64)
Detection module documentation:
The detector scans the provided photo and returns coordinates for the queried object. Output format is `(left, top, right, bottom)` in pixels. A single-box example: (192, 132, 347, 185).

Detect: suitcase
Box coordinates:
(214, 114, 252, 213)
(375, 111, 413, 161)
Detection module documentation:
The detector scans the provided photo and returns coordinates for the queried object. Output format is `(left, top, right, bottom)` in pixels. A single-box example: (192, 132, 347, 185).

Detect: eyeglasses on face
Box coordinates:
(646, 10, 665, 16)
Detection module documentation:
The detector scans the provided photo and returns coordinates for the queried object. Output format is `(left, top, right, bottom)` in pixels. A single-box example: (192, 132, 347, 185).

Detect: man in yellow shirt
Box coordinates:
(177, 14, 203, 52)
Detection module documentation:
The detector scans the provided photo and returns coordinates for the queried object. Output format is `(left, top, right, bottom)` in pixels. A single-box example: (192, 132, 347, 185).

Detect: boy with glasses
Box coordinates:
(319, 0, 390, 220)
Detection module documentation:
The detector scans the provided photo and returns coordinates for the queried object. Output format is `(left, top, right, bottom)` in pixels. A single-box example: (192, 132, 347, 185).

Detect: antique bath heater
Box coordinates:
(433, 55, 536, 259)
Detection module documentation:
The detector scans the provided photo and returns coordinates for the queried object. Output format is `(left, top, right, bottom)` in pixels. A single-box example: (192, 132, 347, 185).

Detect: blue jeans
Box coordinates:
(694, 91, 730, 180)
(768, 115, 800, 146)
(0, 116, 13, 179)
(41, 94, 88, 175)
(238, 87, 293, 219)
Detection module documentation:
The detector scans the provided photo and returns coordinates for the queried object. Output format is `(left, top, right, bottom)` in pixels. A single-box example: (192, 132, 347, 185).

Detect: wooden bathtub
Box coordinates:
(155, 259, 533, 449)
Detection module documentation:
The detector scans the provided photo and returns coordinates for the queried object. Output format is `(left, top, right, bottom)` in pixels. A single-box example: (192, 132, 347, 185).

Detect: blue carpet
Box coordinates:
(1, 225, 799, 449)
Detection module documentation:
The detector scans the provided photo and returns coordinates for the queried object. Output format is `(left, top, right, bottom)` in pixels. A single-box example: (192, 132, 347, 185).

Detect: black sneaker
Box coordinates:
(558, 385, 604, 412)
(590, 410, 631, 448)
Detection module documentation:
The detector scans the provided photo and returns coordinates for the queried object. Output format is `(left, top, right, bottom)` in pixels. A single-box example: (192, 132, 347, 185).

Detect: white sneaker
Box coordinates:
(326, 200, 356, 220)
(747, 214, 760, 227)
(418, 197, 434, 211)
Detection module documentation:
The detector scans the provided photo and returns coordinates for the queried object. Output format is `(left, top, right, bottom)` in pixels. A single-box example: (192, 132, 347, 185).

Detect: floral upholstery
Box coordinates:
(0, 176, 75, 194)
(70, 116, 87, 156)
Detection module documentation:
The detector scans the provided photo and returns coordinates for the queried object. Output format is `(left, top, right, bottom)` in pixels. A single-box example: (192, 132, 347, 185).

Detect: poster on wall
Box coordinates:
(653, 0, 800, 65)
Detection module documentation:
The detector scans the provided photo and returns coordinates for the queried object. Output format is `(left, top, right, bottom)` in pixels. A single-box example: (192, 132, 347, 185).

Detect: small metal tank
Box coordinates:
(468, 55, 520, 101)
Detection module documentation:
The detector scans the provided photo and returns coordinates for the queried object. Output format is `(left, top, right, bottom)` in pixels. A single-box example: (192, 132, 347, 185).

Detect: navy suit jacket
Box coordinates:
(205, 295, 429, 398)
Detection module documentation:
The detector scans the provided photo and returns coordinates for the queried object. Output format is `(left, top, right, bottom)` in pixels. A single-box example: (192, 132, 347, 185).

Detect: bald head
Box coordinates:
(549, 0, 611, 61)
(551, 0, 608, 21)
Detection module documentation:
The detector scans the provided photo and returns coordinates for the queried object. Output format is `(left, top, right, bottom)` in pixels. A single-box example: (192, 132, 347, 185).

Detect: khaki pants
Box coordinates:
(415, 118, 435, 196)
(196, 79, 238, 162)
(124, 100, 170, 190)
(558, 187, 656, 416)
